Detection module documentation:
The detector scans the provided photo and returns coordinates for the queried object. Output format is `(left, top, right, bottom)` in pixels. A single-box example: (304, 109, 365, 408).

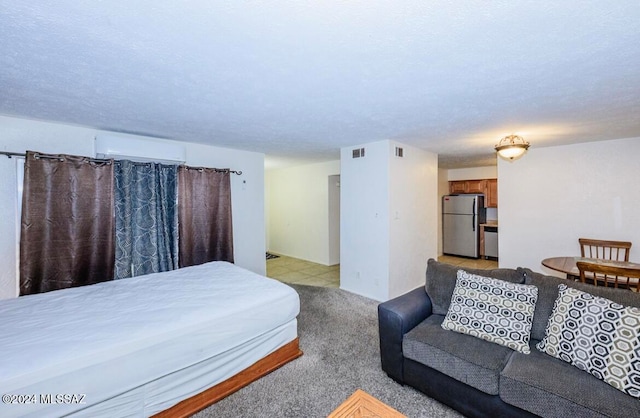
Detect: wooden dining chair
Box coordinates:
(579, 238, 632, 262)
(576, 261, 640, 291)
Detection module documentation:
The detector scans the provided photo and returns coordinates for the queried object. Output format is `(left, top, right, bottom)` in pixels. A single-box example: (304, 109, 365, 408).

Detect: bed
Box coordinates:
(0, 261, 301, 417)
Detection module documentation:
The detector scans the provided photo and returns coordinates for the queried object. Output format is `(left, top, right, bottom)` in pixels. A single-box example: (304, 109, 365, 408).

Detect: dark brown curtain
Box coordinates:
(20, 151, 115, 295)
(178, 166, 234, 267)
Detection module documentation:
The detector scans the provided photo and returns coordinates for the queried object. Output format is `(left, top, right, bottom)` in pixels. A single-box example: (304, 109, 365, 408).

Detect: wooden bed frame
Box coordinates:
(153, 338, 302, 417)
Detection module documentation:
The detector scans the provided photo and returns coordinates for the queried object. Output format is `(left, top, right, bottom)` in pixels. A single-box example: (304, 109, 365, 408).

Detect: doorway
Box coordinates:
(328, 175, 340, 266)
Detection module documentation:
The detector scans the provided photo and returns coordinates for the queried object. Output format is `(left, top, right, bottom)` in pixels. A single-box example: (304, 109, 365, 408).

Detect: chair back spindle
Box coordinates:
(576, 261, 640, 291)
(579, 238, 631, 262)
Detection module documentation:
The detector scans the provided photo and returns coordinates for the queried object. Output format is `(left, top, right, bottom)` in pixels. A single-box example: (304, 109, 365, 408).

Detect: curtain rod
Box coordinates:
(0, 151, 242, 175)
(0, 151, 25, 158)
(0, 151, 110, 165)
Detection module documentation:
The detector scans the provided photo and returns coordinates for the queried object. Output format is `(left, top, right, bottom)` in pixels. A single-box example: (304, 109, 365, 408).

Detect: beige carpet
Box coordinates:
(193, 284, 462, 418)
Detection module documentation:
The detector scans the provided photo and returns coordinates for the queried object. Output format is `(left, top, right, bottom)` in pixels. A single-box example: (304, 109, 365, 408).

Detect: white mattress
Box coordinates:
(0, 261, 300, 417)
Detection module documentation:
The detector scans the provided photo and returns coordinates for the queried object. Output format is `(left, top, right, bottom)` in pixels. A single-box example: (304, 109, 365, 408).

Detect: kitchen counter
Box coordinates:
(480, 221, 498, 227)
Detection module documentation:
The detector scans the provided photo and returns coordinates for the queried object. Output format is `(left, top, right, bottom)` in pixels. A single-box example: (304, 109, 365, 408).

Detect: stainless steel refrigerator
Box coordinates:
(443, 195, 486, 258)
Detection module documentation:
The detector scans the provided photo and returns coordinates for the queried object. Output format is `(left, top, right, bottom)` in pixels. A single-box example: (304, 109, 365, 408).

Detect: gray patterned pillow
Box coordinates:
(442, 269, 538, 354)
(537, 284, 640, 399)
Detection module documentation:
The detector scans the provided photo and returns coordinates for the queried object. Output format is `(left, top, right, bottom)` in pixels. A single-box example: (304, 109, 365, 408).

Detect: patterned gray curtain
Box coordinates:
(114, 160, 178, 279)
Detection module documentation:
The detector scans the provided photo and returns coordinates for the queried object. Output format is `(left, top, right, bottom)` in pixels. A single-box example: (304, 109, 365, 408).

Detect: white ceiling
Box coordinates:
(1, 2, 639, 168)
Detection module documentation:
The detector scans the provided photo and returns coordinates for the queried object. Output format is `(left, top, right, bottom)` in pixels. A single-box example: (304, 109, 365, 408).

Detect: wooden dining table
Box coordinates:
(541, 256, 640, 280)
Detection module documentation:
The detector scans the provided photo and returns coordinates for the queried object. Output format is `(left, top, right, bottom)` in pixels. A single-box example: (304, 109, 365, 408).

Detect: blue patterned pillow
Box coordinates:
(442, 270, 538, 354)
(537, 284, 640, 399)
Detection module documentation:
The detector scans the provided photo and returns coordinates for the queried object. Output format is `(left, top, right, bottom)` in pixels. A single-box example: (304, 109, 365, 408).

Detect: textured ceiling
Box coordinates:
(1, 2, 639, 168)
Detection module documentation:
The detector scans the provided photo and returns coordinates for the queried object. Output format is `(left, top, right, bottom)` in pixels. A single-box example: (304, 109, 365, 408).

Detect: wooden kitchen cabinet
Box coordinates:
(449, 179, 485, 194)
(465, 179, 485, 194)
(449, 181, 467, 194)
(485, 179, 498, 208)
(448, 178, 498, 208)
(448, 179, 486, 194)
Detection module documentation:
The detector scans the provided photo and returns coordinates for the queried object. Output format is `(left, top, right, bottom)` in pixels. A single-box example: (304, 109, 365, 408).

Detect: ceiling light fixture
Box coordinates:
(495, 135, 530, 160)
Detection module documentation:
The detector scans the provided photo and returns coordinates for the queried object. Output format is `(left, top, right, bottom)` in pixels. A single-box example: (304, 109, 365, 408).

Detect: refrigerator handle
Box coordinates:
(472, 198, 476, 231)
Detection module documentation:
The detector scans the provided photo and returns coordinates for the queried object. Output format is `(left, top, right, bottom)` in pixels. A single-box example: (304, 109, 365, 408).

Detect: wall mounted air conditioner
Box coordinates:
(95, 135, 186, 164)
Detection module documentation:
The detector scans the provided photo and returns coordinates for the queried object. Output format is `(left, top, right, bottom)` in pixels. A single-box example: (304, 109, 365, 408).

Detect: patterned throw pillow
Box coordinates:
(537, 284, 640, 399)
(442, 270, 538, 354)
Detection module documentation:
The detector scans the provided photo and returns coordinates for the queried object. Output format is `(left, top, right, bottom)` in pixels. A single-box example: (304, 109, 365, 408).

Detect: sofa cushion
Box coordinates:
(442, 270, 538, 354)
(522, 268, 640, 341)
(537, 284, 640, 399)
(501, 341, 640, 418)
(425, 258, 526, 315)
(403, 314, 514, 395)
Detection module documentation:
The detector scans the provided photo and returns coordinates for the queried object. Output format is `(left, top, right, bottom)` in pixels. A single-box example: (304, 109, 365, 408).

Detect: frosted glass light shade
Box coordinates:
(495, 135, 530, 160)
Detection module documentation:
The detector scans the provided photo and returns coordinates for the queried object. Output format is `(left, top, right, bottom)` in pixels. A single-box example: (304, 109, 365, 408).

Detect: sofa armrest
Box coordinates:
(377, 286, 432, 383)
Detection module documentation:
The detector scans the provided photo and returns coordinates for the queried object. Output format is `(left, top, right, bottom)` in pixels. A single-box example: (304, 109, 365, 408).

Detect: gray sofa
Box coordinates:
(378, 259, 640, 418)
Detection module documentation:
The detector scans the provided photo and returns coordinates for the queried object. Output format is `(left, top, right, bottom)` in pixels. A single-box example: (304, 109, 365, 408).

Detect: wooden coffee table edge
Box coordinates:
(328, 389, 407, 418)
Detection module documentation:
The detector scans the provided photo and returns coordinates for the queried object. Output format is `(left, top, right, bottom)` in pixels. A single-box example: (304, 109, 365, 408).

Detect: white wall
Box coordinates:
(388, 141, 438, 299)
(340, 141, 390, 300)
(266, 160, 340, 265)
(340, 140, 438, 301)
(498, 137, 640, 276)
(437, 168, 449, 255)
(0, 115, 266, 299)
(448, 166, 497, 181)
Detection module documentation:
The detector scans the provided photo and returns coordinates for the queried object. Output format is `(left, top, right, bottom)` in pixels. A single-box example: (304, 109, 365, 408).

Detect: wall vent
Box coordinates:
(395, 147, 404, 157)
(352, 147, 366, 158)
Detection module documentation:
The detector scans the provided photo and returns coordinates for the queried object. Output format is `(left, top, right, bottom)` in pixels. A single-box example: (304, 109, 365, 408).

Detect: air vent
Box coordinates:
(395, 147, 404, 157)
(352, 148, 366, 158)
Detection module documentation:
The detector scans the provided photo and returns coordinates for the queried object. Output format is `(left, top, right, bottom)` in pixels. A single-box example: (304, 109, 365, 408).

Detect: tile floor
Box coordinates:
(266, 253, 498, 288)
(267, 254, 340, 288)
(437, 255, 499, 270)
